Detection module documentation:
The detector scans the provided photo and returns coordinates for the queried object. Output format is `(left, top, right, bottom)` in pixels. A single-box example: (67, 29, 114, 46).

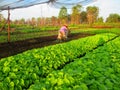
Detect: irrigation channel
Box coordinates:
(0, 33, 94, 59)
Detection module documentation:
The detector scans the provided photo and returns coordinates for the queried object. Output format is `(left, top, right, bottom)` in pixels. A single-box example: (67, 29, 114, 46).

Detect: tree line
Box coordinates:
(0, 4, 120, 27)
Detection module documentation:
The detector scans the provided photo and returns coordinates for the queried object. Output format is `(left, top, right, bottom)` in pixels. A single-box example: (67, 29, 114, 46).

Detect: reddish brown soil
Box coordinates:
(0, 33, 94, 59)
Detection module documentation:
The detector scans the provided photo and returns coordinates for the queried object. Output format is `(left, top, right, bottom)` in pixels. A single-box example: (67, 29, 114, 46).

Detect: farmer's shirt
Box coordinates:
(59, 26, 67, 33)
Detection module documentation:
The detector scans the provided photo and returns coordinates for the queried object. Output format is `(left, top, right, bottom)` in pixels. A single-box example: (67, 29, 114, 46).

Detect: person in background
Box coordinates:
(57, 25, 70, 42)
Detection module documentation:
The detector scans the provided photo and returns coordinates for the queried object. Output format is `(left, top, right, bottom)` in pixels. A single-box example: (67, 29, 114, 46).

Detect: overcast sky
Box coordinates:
(1, 0, 120, 21)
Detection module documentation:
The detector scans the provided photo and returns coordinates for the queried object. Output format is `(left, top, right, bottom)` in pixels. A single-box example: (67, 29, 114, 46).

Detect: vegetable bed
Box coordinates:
(0, 33, 118, 89)
(29, 36, 120, 90)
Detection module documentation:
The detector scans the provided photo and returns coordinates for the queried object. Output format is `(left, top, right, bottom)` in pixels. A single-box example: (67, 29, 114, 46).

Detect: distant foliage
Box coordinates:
(106, 13, 120, 23)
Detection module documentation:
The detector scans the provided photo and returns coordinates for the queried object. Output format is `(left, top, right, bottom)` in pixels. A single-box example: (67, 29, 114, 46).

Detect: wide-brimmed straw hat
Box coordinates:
(63, 24, 68, 28)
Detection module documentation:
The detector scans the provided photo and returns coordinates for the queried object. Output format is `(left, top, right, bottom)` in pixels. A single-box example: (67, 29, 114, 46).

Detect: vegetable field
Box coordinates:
(0, 33, 120, 90)
(0, 27, 120, 43)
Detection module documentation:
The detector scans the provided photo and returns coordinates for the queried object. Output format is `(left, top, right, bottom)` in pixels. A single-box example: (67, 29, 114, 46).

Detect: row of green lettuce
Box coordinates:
(0, 33, 118, 89)
(0, 30, 58, 43)
(29, 35, 120, 90)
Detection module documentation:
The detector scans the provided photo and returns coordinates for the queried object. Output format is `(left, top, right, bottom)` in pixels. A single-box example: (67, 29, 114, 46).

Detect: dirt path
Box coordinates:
(0, 33, 94, 59)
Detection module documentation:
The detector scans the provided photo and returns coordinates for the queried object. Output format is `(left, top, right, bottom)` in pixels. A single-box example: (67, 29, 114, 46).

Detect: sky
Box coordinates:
(1, 0, 120, 21)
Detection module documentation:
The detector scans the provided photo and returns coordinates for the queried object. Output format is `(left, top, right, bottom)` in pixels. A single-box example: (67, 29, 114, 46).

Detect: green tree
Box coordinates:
(80, 11, 87, 24)
(36, 17, 41, 26)
(58, 6, 68, 24)
(45, 18, 49, 26)
(20, 18, 25, 25)
(71, 4, 82, 24)
(51, 16, 58, 26)
(0, 13, 5, 25)
(31, 17, 36, 28)
(86, 6, 99, 25)
(106, 13, 120, 23)
(0, 13, 7, 32)
(67, 14, 71, 24)
(97, 17, 104, 23)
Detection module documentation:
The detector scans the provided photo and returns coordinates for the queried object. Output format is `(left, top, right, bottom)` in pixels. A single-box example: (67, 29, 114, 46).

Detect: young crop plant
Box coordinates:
(29, 36, 120, 90)
(0, 33, 118, 89)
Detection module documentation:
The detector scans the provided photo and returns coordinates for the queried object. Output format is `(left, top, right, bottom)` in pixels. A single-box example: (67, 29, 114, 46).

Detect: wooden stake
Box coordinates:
(8, 6, 10, 42)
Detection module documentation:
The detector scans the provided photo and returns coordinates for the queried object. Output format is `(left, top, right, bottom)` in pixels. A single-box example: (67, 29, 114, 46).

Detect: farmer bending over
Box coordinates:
(57, 25, 69, 41)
